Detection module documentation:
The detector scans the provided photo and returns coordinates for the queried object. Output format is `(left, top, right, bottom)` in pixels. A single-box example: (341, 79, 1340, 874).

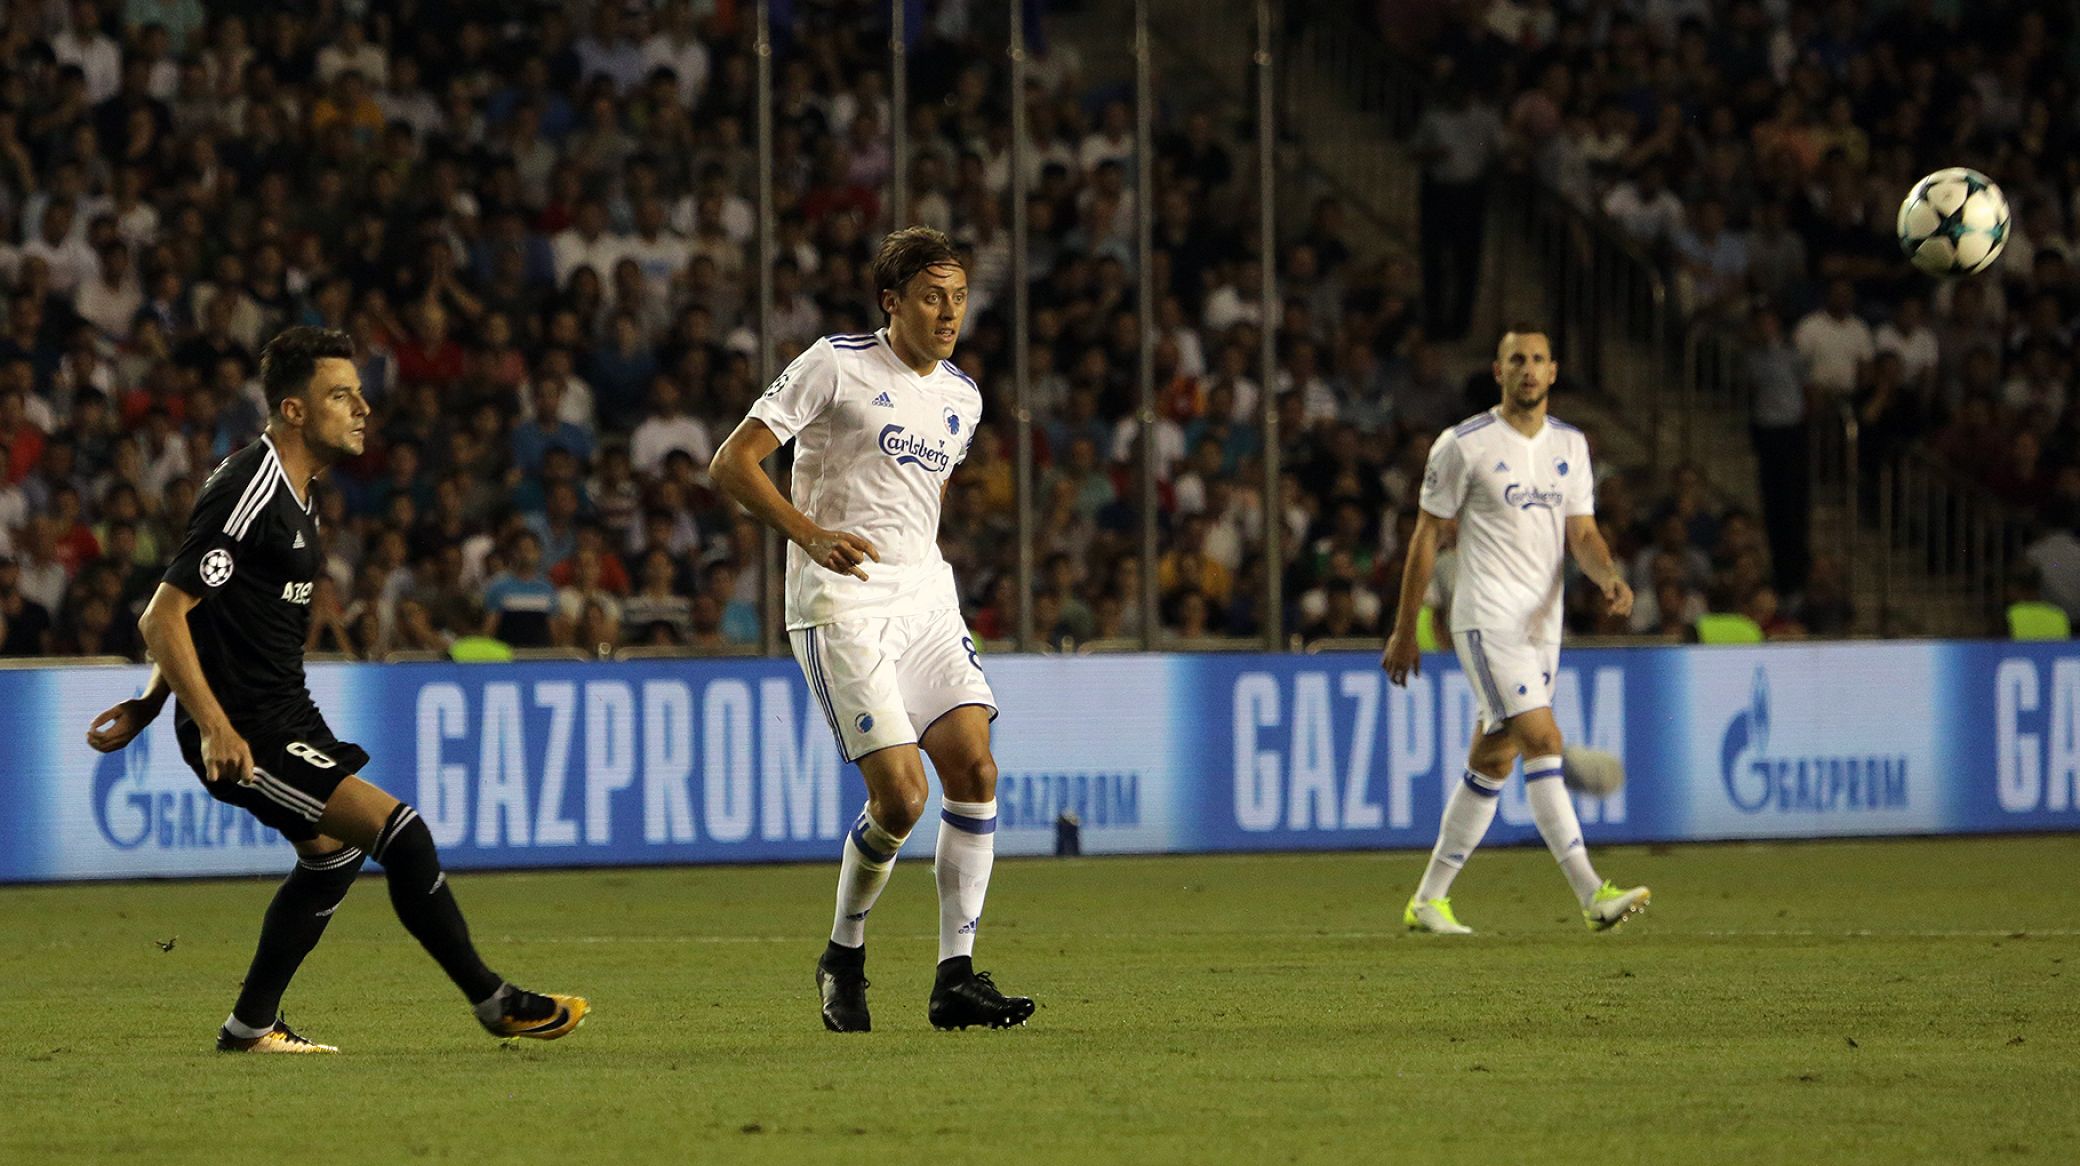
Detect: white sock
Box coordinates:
(221, 1012, 274, 1040)
(1416, 769, 1503, 902)
(832, 806, 908, 947)
(1526, 755, 1603, 906)
(935, 798, 997, 962)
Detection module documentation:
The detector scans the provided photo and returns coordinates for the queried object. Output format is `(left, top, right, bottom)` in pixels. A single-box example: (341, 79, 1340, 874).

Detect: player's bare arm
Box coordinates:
(1384, 508, 1448, 685)
(85, 663, 172, 753)
(711, 416, 882, 581)
(136, 581, 253, 783)
(1565, 514, 1633, 618)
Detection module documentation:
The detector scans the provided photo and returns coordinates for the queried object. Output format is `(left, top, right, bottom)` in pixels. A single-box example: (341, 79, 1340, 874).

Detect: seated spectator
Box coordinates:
(628, 375, 712, 478)
(510, 377, 594, 476)
(703, 559, 759, 644)
(481, 530, 557, 648)
(554, 548, 622, 647)
(622, 547, 691, 644)
(1300, 579, 1376, 642)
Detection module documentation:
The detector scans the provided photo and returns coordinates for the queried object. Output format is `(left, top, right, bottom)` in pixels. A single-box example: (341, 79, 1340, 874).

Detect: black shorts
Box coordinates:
(175, 720, 370, 843)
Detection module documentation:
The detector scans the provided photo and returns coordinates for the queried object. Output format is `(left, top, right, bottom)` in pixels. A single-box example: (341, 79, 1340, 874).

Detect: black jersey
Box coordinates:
(162, 434, 327, 740)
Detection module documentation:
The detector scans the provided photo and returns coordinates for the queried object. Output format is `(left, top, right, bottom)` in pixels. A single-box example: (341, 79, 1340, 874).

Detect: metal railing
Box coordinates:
(1283, 12, 1424, 139)
(1487, 182, 1672, 462)
(1295, 9, 1674, 460)
(1681, 321, 1750, 462)
(1142, 2, 1414, 249)
(1874, 447, 2017, 637)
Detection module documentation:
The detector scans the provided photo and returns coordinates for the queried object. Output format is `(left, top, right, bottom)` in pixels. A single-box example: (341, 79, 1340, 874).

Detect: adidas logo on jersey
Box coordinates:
(292, 531, 306, 548)
(1493, 460, 1509, 473)
(871, 392, 895, 408)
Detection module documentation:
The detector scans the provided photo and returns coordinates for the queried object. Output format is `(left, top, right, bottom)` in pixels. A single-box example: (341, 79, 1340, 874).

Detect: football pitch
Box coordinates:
(3, 836, 2075, 1165)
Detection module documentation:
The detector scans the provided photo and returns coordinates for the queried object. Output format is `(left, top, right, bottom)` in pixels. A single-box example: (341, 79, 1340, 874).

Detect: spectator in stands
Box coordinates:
(1601, 160, 1685, 255)
(1411, 70, 1503, 340)
(0, 552, 53, 655)
(1794, 277, 1874, 406)
(511, 376, 594, 476)
(628, 375, 711, 478)
(1745, 305, 1810, 591)
(1875, 295, 1939, 401)
(481, 530, 557, 649)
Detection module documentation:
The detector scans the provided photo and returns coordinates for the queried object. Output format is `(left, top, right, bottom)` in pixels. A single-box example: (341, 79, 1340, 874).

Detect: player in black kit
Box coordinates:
(86, 327, 587, 1053)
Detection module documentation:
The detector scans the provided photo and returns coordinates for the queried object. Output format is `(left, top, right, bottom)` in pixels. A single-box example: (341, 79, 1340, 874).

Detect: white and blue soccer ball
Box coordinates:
(1896, 168, 2009, 277)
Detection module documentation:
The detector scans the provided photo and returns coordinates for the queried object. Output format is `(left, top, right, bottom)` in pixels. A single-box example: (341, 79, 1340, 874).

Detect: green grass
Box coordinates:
(2, 836, 2077, 1165)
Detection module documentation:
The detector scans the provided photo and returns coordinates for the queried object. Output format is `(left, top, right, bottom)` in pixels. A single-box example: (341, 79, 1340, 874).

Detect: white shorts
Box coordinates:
(790, 608, 998, 762)
(1453, 629, 1559, 736)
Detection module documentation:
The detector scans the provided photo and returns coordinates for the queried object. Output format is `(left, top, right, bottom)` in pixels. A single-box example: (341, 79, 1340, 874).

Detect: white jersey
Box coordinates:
(1417, 408, 1594, 643)
(748, 330, 981, 629)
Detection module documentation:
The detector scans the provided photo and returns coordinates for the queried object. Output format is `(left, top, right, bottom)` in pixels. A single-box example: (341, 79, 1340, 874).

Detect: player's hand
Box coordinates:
(803, 528, 880, 581)
(1602, 576, 1634, 618)
(86, 699, 158, 753)
(200, 724, 255, 785)
(1382, 629, 1421, 687)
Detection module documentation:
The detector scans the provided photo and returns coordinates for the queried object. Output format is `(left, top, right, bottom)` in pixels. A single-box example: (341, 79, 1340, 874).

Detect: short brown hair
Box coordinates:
(259, 326, 356, 415)
(1497, 322, 1553, 356)
(871, 226, 963, 311)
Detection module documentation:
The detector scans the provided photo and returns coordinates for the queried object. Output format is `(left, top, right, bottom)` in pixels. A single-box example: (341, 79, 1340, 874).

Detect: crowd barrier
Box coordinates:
(4, 641, 2076, 882)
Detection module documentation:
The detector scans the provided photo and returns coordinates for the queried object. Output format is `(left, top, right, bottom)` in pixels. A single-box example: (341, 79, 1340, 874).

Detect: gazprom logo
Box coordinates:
(1502, 484, 1564, 510)
(1719, 668, 1908, 814)
(879, 424, 952, 472)
(91, 727, 275, 852)
(92, 731, 152, 849)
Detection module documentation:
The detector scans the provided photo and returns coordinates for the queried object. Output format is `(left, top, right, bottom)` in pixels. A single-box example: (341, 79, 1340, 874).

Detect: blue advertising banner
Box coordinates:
(5, 641, 2076, 882)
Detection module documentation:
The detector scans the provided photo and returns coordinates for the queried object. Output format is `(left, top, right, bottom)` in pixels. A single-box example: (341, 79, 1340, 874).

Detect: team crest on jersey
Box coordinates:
(943, 407, 962, 436)
(1554, 458, 1570, 476)
(200, 548, 234, 587)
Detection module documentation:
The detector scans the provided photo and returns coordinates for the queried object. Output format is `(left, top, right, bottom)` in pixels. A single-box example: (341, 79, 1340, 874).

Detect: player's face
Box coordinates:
(887, 263, 968, 362)
(299, 357, 369, 460)
(1494, 332, 1557, 410)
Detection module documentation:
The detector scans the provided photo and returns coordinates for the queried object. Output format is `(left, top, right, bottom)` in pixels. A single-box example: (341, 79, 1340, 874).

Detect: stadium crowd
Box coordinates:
(1391, 0, 2080, 632)
(0, 0, 1923, 665)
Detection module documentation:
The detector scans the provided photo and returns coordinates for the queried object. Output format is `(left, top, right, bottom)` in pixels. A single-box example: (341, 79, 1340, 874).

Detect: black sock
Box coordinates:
(822, 940, 865, 971)
(231, 845, 366, 1029)
(371, 805, 503, 1004)
(935, 955, 973, 984)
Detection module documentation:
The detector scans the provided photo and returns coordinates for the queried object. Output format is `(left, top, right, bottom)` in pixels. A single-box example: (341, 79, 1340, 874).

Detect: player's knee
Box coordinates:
(872, 782, 929, 835)
(369, 803, 438, 874)
(942, 754, 998, 802)
(1469, 738, 1516, 778)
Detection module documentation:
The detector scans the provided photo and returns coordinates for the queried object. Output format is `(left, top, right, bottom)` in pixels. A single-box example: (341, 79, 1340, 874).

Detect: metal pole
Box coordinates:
(890, 0, 909, 227)
(1878, 461, 1892, 638)
(756, 0, 782, 658)
(1135, 0, 1158, 648)
(1841, 405, 1857, 634)
(1257, 0, 1282, 650)
(1010, 0, 1034, 652)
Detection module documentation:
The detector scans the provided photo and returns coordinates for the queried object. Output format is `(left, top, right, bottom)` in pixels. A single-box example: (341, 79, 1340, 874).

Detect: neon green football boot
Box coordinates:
(1404, 895, 1474, 935)
(1584, 881, 1651, 931)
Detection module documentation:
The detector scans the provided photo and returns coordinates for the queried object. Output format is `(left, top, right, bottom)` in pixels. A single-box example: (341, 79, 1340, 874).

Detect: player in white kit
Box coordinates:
(711, 227, 1035, 1031)
(1383, 326, 1652, 933)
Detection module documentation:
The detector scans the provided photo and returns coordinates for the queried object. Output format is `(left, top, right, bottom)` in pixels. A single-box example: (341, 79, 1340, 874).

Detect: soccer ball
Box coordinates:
(1896, 168, 2009, 277)
(1561, 746, 1626, 797)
